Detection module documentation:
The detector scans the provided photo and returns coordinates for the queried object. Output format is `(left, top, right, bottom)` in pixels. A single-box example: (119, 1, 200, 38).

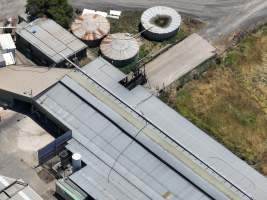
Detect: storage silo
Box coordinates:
(100, 33, 139, 67)
(140, 6, 181, 41)
(71, 14, 110, 47)
(72, 153, 82, 172)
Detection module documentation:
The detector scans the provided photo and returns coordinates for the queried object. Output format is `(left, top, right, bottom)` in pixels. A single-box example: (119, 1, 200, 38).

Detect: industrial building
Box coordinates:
(0, 175, 44, 200)
(34, 57, 267, 200)
(0, 57, 266, 200)
(16, 18, 87, 67)
(0, 34, 16, 67)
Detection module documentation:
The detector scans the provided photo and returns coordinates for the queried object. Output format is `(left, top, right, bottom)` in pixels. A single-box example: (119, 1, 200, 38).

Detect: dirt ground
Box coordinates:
(0, 0, 26, 21)
(0, 109, 57, 199)
(161, 24, 267, 175)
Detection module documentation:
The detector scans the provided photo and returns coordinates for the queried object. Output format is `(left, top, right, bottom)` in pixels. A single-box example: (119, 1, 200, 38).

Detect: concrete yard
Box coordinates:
(0, 109, 56, 200)
(0, 65, 70, 98)
(145, 33, 216, 91)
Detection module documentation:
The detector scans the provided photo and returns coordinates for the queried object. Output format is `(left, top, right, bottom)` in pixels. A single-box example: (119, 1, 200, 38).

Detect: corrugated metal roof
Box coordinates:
(16, 18, 87, 63)
(81, 58, 267, 200)
(0, 175, 43, 200)
(71, 14, 110, 41)
(0, 34, 16, 50)
(2, 52, 15, 66)
(36, 57, 267, 200)
(37, 81, 212, 200)
(0, 54, 5, 66)
(36, 78, 230, 199)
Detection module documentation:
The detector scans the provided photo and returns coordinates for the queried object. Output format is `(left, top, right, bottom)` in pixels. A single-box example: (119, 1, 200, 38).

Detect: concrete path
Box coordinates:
(145, 34, 216, 91)
(0, 109, 56, 199)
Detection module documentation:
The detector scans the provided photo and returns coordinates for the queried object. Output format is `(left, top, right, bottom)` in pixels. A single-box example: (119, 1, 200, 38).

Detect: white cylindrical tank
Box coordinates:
(72, 153, 82, 172)
(71, 14, 110, 47)
(141, 6, 181, 41)
(100, 33, 139, 67)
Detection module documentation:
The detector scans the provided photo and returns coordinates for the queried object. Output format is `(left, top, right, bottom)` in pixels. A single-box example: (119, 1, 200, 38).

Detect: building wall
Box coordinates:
(0, 57, 5, 68)
(16, 34, 87, 68)
(0, 88, 68, 137)
(16, 34, 55, 66)
(57, 48, 87, 68)
(101, 53, 138, 68)
(0, 89, 31, 107)
(1, 48, 16, 58)
(141, 23, 180, 41)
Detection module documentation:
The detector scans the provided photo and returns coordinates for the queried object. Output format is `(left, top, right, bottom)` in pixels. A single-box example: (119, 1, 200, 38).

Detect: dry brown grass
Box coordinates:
(161, 24, 267, 175)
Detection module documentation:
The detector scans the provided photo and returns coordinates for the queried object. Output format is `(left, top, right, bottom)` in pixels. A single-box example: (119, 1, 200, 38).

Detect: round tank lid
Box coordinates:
(100, 33, 139, 61)
(141, 6, 181, 34)
(72, 153, 82, 160)
(71, 14, 110, 41)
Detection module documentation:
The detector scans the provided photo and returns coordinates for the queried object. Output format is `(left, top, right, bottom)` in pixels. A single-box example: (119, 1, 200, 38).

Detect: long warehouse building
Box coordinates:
(36, 58, 267, 200)
(0, 57, 267, 200)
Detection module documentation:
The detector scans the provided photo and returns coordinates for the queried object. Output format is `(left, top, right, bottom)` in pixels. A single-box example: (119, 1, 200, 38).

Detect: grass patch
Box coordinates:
(160, 24, 267, 175)
(109, 10, 142, 34)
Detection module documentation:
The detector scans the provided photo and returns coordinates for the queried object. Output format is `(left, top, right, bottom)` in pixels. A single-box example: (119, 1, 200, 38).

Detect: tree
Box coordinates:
(26, 0, 73, 28)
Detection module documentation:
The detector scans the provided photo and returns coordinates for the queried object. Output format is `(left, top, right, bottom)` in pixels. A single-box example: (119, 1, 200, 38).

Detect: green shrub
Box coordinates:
(26, 0, 73, 28)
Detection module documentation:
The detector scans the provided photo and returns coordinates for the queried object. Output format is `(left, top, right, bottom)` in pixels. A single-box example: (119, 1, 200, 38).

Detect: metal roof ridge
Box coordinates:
(62, 71, 249, 200)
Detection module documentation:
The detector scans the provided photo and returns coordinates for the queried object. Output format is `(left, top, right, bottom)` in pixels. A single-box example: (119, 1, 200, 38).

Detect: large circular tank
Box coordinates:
(141, 6, 181, 41)
(71, 14, 110, 47)
(100, 33, 139, 67)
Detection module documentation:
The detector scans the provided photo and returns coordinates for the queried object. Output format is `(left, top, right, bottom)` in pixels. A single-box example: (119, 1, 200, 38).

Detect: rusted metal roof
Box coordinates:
(71, 14, 110, 41)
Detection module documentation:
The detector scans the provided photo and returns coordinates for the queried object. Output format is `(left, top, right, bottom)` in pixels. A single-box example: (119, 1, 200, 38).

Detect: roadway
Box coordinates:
(70, 0, 267, 42)
(0, 0, 26, 21)
(1, 0, 266, 43)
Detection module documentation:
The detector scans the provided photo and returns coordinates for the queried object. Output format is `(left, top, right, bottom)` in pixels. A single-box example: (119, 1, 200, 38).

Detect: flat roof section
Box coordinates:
(2, 53, 15, 66)
(37, 81, 212, 200)
(35, 57, 267, 200)
(0, 175, 44, 200)
(145, 33, 216, 91)
(63, 73, 248, 200)
(76, 58, 267, 200)
(0, 65, 70, 98)
(16, 19, 87, 64)
(0, 34, 16, 51)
